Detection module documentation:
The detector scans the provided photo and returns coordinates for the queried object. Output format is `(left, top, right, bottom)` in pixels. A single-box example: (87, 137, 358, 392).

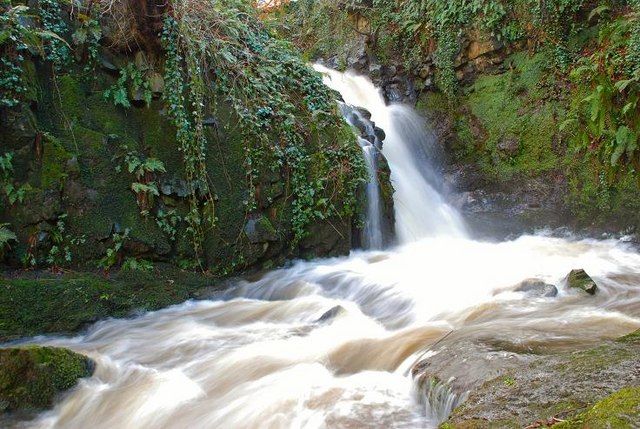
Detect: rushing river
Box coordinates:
(8, 70, 640, 429)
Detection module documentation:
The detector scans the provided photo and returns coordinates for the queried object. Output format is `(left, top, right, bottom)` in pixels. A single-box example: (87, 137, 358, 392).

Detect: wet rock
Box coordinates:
(346, 47, 367, 71)
(244, 216, 277, 244)
(369, 63, 382, 79)
(98, 47, 126, 72)
(385, 86, 404, 103)
(444, 335, 640, 428)
(514, 278, 558, 297)
(1, 105, 38, 152)
(565, 268, 598, 295)
(0, 346, 94, 413)
(316, 305, 346, 323)
(354, 107, 372, 121)
(64, 179, 97, 209)
(148, 72, 164, 95)
(134, 51, 151, 71)
(202, 117, 218, 127)
(128, 84, 146, 103)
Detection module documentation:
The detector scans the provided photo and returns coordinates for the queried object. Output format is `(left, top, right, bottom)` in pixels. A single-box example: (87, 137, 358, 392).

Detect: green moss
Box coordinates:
(554, 387, 640, 429)
(616, 329, 640, 344)
(41, 134, 72, 189)
(22, 60, 39, 103)
(0, 269, 219, 341)
(0, 346, 93, 412)
(462, 52, 562, 179)
(56, 74, 84, 123)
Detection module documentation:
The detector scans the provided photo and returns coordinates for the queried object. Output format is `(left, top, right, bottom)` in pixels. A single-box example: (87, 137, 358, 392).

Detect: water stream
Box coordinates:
(6, 70, 640, 429)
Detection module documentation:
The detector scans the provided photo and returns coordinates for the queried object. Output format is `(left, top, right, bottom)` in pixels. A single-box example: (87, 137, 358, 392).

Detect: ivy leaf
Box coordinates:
(72, 27, 87, 45)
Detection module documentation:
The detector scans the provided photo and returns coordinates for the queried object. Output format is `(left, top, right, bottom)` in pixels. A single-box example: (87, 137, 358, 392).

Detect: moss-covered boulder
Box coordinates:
(564, 268, 598, 295)
(0, 346, 94, 413)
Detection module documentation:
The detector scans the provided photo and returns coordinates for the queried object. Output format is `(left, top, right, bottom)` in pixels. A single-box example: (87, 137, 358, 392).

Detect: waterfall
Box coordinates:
(313, 65, 466, 244)
(360, 139, 384, 249)
(337, 99, 386, 250)
(6, 68, 640, 429)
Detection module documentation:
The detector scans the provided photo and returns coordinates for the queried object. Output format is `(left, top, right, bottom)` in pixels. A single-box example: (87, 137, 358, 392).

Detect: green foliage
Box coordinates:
(71, 11, 102, 75)
(44, 214, 85, 269)
(1, 151, 31, 205)
(113, 146, 166, 214)
(98, 229, 130, 270)
(0, 3, 45, 107)
(155, 208, 182, 241)
(0, 222, 17, 255)
(279, 0, 590, 97)
(104, 63, 152, 108)
(121, 257, 154, 272)
(566, 4, 640, 175)
(162, 0, 365, 248)
(39, 0, 71, 71)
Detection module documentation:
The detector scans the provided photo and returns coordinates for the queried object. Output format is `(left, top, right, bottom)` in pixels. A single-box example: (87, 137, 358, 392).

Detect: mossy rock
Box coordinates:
(553, 387, 640, 429)
(564, 269, 598, 295)
(0, 346, 94, 413)
(0, 269, 220, 341)
(442, 334, 639, 428)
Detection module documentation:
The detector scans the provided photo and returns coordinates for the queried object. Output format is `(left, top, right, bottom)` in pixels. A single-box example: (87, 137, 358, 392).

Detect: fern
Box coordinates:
(0, 223, 17, 251)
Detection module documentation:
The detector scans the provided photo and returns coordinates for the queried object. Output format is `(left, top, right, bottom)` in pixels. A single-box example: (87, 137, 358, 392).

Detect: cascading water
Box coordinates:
(360, 140, 384, 250)
(4, 70, 640, 429)
(337, 100, 386, 250)
(313, 65, 466, 243)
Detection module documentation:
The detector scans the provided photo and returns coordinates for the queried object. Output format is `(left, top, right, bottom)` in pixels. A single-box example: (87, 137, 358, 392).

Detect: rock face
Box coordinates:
(441, 331, 640, 428)
(0, 346, 94, 413)
(565, 269, 598, 295)
(0, 7, 377, 274)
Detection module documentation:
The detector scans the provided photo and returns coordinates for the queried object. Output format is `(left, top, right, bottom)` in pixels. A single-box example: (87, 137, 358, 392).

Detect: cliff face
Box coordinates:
(0, 0, 375, 273)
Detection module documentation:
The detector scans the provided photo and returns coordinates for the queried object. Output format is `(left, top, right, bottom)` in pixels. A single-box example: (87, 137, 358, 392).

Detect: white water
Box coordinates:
(360, 140, 384, 249)
(6, 69, 640, 429)
(313, 65, 466, 243)
(10, 235, 640, 429)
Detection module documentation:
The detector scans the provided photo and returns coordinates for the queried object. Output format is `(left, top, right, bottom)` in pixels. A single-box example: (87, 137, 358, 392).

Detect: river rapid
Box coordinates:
(7, 69, 640, 429)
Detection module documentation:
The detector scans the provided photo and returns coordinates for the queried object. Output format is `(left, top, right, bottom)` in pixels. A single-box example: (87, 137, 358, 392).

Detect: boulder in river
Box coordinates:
(316, 305, 346, 323)
(514, 278, 558, 298)
(0, 346, 94, 413)
(565, 269, 598, 295)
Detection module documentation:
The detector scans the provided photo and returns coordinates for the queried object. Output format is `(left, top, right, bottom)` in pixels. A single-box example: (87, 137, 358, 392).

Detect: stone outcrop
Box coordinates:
(0, 346, 94, 413)
(565, 268, 599, 295)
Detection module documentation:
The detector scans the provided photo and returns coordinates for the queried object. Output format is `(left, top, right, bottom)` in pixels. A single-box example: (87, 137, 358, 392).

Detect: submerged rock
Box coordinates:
(514, 278, 558, 298)
(565, 268, 598, 295)
(316, 305, 346, 323)
(0, 346, 94, 413)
